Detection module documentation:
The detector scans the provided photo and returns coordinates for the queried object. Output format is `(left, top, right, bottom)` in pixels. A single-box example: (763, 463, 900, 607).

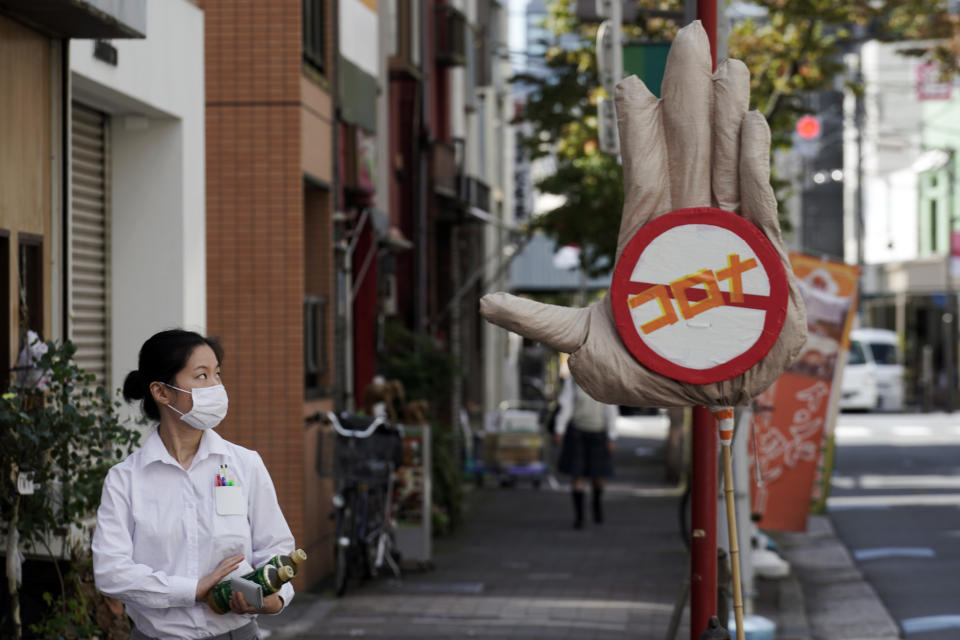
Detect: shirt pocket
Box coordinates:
(210, 485, 252, 564)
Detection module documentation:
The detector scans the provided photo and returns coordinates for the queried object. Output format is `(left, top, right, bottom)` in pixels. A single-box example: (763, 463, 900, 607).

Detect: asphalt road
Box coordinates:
(829, 412, 960, 639)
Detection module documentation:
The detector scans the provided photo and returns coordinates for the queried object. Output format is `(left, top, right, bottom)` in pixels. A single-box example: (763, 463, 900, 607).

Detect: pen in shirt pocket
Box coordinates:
(218, 464, 235, 487)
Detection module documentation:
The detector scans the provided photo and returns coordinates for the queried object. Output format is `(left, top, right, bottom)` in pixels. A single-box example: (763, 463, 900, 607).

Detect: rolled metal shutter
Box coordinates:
(70, 103, 109, 385)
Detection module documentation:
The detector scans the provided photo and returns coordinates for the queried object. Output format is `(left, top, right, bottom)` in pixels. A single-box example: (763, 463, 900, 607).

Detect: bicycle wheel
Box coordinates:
(334, 542, 349, 596)
(334, 499, 353, 596)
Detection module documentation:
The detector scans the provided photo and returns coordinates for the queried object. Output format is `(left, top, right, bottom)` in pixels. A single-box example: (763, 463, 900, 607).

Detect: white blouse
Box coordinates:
(92, 429, 295, 640)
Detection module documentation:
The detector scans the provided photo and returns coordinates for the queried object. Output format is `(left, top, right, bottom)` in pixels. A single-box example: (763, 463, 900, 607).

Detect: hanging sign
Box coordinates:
(610, 207, 789, 384)
(749, 254, 859, 531)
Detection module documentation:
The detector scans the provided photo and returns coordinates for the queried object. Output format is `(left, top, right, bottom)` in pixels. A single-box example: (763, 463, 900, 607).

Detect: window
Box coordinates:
(869, 342, 899, 366)
(848, 340, 866, 365)
(18, 235, 43, 338)
(435, 4, 467, 67)
(304, 295, 328, 391)
(304, 182, 333, 396)
(303, 0, 325, 74)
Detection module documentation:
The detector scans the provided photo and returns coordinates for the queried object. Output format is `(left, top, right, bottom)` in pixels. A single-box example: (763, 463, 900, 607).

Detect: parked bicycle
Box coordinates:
(321, 411, 403, 596)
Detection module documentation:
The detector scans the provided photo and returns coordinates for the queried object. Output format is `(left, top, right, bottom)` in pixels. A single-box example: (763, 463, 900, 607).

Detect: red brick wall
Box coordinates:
(200, 0, 309, 583)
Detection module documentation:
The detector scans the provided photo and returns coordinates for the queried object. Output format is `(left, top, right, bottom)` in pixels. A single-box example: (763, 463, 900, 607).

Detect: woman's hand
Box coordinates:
(195, 554, 245, 602)
(229, 590, 283, 615)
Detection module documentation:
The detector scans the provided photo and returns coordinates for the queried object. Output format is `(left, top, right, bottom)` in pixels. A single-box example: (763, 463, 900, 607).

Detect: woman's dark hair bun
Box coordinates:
(122, 369, 147, 402)
(125, 329, 223, 422)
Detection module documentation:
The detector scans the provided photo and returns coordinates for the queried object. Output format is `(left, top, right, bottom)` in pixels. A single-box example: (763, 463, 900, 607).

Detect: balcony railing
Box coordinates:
(435, 4, 467, 67)
(432, 142, 459, 198)
(461, 175, 490, 214)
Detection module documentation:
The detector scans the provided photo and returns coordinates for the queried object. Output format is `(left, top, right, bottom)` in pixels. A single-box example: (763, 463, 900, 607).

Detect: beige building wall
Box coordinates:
(301, 76, 334, 185)
(0, 14, 53, 367)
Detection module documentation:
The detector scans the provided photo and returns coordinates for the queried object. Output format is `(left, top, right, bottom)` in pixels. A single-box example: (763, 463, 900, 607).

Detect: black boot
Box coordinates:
(572, 489, 585, 529)
(592, 486, 604, 524)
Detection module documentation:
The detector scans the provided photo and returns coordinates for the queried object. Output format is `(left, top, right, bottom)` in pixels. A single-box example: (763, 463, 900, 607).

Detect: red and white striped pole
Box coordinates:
(712, 406, 745, 640)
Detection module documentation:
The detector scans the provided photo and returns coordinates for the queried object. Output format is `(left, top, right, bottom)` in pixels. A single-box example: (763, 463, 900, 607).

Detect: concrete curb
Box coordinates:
(774, 515, 902, 640)
(774, 567, 812, 640)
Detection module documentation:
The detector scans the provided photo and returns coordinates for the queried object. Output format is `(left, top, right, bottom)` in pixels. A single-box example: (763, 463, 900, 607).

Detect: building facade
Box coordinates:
(845, 40, 960, 409)
(0, 1, 145, 389)
(198, 0, 337, 588)
(69, 0, 206, 411)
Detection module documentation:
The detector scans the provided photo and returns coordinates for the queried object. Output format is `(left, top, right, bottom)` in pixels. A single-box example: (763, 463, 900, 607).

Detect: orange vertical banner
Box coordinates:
(750, 254, 859, 531)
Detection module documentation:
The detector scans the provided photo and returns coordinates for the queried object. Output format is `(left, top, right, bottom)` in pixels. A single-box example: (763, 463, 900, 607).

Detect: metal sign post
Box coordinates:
(596, 0, 622, 154)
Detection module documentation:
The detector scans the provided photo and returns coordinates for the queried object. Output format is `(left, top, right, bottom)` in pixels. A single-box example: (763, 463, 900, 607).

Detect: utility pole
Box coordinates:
(946, 148, 957, 412)
(854, 53, 865, 272)
(596, 0, 622, 155)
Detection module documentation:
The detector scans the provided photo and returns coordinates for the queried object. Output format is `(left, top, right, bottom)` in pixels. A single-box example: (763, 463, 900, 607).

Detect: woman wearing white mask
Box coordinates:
(92, 329, 295, 640)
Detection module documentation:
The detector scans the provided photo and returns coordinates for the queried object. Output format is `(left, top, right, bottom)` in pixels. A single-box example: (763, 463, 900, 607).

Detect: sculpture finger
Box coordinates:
(660, 21, 714, 210)
(479, 293, 590, 354)
(712, 58, 750, 213)
(739, 111, 781, 237)
(614, 75, 670, 261)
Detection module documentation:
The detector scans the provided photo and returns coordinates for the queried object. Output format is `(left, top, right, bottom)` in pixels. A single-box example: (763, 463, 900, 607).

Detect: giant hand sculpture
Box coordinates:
(481, 22, 806, 408)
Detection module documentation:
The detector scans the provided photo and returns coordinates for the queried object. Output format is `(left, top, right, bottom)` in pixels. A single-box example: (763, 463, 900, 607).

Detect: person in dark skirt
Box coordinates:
(553, 375, 618, 529)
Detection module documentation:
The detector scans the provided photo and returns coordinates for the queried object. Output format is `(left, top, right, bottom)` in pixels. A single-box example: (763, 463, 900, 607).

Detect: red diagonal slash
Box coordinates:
(623, 281, 771, 310)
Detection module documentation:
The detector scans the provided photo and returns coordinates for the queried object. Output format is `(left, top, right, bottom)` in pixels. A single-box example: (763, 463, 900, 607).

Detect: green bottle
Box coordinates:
(243, 562, 295, 596)
(206, 563, 294, 615)
(261, 549, 308, 576)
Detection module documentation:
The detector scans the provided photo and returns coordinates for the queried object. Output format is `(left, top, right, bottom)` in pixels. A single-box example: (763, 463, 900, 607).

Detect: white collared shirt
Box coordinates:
(554, 376, 618, 438)
(92, 428, 295, 640)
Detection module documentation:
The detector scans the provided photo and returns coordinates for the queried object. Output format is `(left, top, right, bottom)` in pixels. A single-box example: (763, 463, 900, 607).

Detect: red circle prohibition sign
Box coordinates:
(610, 207, 789, 385)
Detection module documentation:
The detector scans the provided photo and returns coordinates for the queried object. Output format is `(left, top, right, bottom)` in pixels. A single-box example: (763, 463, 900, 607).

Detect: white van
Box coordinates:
(840, 328, 904, 411)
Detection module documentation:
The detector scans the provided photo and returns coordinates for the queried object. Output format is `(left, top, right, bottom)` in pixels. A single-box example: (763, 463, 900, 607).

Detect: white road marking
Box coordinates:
(853, 547, 935, 561)
(827, 503, 891, 511)
(831, 475, 856, 489)
(901, 615, 960, 635)
(892, 425, 933, 438)
(836, 425, 870, 439)
(857, 475, 960, 490)
(828, 493, 960, 508)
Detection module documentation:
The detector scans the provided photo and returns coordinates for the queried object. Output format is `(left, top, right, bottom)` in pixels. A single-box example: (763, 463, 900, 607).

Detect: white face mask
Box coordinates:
(163, 383, 229, 431)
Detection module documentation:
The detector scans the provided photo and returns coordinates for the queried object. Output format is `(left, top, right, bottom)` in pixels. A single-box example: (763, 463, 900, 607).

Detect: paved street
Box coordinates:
(258, 413, 901, 640)
(261, 419, 694, 639)
(829, 412, 960, 638)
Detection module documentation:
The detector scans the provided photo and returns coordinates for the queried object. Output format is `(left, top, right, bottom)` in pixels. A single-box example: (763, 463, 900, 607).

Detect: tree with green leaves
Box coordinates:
(514, 0, 960, 276)
(1, 338, 141, 639)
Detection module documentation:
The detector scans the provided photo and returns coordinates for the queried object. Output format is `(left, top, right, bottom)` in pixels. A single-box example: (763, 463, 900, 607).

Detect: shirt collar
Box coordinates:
(139, 428, 230, 469)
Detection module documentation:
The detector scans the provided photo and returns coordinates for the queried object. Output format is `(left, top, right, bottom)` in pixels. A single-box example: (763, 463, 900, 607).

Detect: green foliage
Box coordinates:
(515, 0, 958, 274)
(379, 321, 459, 411)
(1, 338, 141, 639)
(378, 321, 464, 535)
(27, 544, 130, 640)
(28, 575, 100, 640)
(1, 339, 141, 545)
(429, 425, 463, 536)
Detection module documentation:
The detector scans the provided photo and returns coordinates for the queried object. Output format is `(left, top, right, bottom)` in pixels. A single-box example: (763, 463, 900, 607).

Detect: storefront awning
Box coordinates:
(912, 149, 952, 174)
(1, 0, 146, 38)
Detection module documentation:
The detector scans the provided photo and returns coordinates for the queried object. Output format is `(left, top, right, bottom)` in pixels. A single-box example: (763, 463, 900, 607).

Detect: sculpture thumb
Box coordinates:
(479, 293, 590, 354)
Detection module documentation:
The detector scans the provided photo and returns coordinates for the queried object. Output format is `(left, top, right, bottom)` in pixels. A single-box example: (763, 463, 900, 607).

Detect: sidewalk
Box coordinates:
(259, 420, 898, 639)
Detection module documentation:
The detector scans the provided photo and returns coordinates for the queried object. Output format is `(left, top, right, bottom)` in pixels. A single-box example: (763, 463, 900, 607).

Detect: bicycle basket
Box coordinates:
(332, 414, 404, 482)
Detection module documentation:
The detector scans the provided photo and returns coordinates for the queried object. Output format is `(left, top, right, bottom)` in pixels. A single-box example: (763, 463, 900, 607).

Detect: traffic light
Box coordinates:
(796, 115, 821, 141)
